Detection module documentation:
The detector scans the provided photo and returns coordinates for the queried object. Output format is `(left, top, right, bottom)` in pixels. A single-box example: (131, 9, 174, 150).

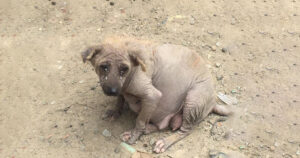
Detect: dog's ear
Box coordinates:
(128, 51, 146, 72)
(81, 46, 103, 63)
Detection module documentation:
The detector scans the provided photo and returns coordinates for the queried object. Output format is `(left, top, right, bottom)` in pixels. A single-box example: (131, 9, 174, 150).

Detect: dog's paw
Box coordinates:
(102, 109, 121, 121)
(120, 129, 143, 144)
(153, 139, 167, 153)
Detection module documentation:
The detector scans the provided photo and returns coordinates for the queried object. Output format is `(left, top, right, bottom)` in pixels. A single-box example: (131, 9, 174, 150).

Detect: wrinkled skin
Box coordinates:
(81, 36, 232, 153)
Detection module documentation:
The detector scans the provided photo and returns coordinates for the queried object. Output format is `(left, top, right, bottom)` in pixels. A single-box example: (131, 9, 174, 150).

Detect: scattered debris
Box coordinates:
(209, 150, 228, 158)
(119, 142, 153, 158)
(217, 92, 238, 105)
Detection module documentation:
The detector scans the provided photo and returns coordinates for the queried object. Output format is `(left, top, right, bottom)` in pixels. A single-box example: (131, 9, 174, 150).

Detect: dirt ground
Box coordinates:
(0, 0, 299, 157)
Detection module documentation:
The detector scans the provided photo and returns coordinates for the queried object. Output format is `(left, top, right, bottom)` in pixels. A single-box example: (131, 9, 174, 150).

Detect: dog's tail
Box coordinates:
(212, 104, 233, 116)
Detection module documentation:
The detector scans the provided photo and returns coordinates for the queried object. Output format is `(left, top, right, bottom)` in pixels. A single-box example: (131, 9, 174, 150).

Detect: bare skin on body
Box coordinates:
(81, 36, 232, 153)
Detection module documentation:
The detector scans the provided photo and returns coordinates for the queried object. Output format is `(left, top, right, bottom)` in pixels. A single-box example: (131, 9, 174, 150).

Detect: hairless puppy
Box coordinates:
(81, 36, 232, 153)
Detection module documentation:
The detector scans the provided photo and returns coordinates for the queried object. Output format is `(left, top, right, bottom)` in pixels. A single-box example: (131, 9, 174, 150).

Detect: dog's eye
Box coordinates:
(119, 66, 129, 76)
(100, 65, 109, 72)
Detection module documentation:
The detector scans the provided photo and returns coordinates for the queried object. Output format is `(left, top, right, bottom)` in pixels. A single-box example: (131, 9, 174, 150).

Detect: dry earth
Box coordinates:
(0, 0, 299, 157)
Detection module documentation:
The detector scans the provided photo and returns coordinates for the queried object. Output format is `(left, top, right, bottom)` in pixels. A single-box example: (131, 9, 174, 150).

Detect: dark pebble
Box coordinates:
(272, 50, 276, 52)
(293, 100, 297, 103)
(264, 14, 268, 16)
(256, 94, 260, 97)
(54, 125, 58, 128)
(272, 91, 275, 94)
(234, 72, 238, 75)
(271, 101, 274, 103)
(109, 2, 114, 6)
(143, 144, 148, 147)
(80, 123, 84, 126)
(69, 125, 73, 128)
(293, 45, 297, 48)
(90, 87, 96, 90)
(283, 48, 287, 51)
(293, 84, 297, 87)
(293, 63, 297, 66)
(221, 48, 227, 53)
(51, 1, 56, 5)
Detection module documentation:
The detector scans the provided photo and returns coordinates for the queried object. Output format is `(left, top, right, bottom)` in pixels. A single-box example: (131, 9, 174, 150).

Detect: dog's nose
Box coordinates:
(103, 86, 118, 96)
(110, 87, 117, 94)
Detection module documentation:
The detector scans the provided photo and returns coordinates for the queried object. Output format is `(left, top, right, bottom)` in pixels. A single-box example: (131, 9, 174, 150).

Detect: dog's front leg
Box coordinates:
(102, 95, 125, 121)
(120, 72, 162, 144)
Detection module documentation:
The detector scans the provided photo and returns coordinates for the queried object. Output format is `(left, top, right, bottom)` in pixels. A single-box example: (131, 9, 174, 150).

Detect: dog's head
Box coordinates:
(81, 43, 145, 96)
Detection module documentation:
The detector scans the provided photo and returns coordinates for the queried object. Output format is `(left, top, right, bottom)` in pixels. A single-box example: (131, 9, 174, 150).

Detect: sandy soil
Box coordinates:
(0, 0, 299, 157)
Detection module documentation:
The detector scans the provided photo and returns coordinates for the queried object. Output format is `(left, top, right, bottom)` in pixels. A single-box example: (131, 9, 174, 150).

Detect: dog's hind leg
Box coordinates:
(153, 80, 215, 153)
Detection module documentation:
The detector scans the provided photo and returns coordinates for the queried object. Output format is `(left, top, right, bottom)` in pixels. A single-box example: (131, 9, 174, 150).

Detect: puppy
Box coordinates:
(81, 36, 231, 153)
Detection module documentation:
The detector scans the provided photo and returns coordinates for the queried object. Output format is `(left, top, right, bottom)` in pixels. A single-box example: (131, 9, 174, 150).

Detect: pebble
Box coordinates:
(270, 146, 275, 151)
(215, 63, 221, 68)
(50, 101, 56, 105)
(216, 42, 222, 47)
(239, 146, 245, 150)
(216, 75, 224, 81)
(211, 46, 217, 51)
(102, 129, 111, 137)
(231, 89, 237, 94)
(149, 138, 156, 146)
(79, 80, 84, 84)
(109, 2, 114, 6)
(209, 150, 228, 158)
(221, 48, 227, 53)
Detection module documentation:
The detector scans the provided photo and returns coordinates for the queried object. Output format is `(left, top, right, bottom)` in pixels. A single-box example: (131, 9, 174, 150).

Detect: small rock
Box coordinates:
(149, 138, 156, 146)
(215, 63, 221, 68)
(102, 129, 111, 137)
(51, 1, 56, 5)
(216, 75, 223, 81)
(221, 48, 227, 53)
(216, 42, 221, 47)
(296, 150, 300, 155)
(109, 2, 114, 6)
(90, 87, 96, 90)
(270, 146, 275, 151)
(79, 80, 84, 84)
(50, 101, 56, 105)
(209, 150, 228, 158)
(114, 146, 120, 153)
(239, 146, 245, 150)
(211, 46, 217, 51)
(274, 142, 279, 147)
(231, 89, 237, 94)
